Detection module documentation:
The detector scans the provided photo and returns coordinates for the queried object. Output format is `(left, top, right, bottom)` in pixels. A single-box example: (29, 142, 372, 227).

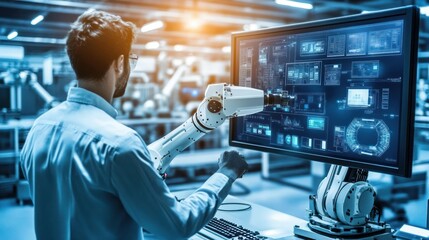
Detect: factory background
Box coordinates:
(1, 0, 429, 239)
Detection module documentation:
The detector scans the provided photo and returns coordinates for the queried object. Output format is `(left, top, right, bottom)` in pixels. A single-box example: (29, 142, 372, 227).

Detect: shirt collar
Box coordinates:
(67, 87, 118, 118)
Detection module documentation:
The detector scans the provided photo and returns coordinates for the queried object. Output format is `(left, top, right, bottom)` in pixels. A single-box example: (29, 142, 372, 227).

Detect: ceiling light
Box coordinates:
(185, 18, 203, 29)
(145, 41, 160, 49)
(188, 21, 201, 29)
(174, 45, 185, 51)
(7, 31, 18, 40)
(275, 0, 313, 10)
(243, 23, 260, 31)
(141, 20, 164, 33)
(222, 46, 231, 53)
(31, 15, 44, 25)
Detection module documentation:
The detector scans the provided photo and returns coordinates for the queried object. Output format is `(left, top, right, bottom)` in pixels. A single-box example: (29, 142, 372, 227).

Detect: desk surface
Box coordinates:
(173, 191, 307, 240)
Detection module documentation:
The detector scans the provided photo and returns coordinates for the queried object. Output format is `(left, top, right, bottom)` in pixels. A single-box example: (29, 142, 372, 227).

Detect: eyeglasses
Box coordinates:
(129, 54, 138, 71)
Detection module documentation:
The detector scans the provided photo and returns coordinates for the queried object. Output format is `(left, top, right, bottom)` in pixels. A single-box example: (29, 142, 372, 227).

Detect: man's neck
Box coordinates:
(77, 73, 115, 103)
(77, 80, 112, 103)
(76, 64, 117, 103)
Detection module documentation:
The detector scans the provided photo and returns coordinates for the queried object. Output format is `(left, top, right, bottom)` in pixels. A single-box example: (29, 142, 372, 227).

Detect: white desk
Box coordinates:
(171, 191, 307, 240)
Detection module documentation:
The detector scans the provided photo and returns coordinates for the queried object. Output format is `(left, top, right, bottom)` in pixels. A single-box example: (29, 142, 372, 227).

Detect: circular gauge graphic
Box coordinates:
(345, 118, 390, 157)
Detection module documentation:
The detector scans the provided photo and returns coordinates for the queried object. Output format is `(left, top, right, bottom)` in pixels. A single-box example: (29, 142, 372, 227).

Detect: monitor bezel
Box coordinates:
(229, 6, 419, 178)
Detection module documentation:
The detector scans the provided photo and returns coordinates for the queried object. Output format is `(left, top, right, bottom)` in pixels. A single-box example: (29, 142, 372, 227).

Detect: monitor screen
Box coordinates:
(229, 6, 419, 177)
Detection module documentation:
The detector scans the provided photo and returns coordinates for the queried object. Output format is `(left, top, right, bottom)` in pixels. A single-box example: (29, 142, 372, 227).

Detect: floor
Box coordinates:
(0, 172, 426, 240)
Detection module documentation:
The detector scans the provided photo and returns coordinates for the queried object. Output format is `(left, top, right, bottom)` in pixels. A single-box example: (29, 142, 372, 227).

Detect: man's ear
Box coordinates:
(115, 54, 125, 74)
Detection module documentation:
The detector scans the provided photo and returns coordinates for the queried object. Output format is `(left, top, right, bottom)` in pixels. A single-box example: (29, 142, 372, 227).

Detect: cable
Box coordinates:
(175, 196, 251, 211)
(218, 202, 252, 212)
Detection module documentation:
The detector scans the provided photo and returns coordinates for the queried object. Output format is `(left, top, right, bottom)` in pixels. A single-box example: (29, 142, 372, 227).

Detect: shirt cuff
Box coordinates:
(199, 172, 234, 200)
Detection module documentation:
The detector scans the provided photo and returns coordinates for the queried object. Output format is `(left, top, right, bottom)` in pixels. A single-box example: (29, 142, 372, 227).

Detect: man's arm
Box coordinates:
(110, 133, 246, 239)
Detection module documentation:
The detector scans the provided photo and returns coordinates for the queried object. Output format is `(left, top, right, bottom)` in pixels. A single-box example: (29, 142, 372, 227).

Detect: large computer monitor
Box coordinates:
(230, 6, 419, 177)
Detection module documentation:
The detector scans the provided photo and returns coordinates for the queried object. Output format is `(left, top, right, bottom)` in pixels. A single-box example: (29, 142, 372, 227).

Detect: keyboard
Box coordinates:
(199, 217, 268, 240)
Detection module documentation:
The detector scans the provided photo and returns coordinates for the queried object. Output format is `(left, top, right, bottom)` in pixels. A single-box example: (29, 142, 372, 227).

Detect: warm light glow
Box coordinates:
(145, 41, 160, 49)
(7, 31, 18, 40)
(243, 23, 260, 31)
(31, 15, 44, 25)
(275, 0, 313, 9)
(174, 45, 185, 51)
(141, 20, 164, 33)
(222, 46, 231, 53)
(185, 18, 203, 29)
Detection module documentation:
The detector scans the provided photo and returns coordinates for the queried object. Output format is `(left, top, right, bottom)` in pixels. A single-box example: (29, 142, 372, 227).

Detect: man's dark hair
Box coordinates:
(66, 10, 136, 80)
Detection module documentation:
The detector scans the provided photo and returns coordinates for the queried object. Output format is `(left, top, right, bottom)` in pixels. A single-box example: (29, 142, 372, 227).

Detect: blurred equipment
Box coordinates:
(18, 71, 59, 109)
(143, 65, 188, 118)
(120, 71, 159, 118)
(148, 83, 293, 178)
(228, 6, 419, 240)
(0, 69, 59, 121)
(178, 78, 205, 116)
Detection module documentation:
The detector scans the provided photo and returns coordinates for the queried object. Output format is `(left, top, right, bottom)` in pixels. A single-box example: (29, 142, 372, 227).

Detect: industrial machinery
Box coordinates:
(0, 69, 59, 119)
(148, 83, 293, 177)
(143, 65, 188, 118)
(296, 166, 393, 240)
(117, 65, 189, 118)
(120, 71, 159, 118)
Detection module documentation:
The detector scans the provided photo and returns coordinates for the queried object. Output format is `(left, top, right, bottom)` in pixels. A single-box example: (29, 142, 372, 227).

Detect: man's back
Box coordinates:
(21, 87, 143, 240)
(20, 9, 247, 240)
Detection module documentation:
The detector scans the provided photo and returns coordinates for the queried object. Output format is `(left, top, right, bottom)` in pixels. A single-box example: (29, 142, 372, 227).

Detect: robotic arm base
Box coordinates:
(295, 165, 392, 239)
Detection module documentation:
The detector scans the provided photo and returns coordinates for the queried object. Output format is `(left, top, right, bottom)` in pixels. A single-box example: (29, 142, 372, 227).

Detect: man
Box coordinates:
(20, 10, 248, 240)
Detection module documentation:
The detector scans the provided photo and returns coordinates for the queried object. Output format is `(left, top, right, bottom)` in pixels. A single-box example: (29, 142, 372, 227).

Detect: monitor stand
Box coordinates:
(293, 165, 393, 240)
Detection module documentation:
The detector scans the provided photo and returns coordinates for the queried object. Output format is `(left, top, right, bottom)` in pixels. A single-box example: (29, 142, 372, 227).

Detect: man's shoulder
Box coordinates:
(33, 102, 142, 147)
(86, 117, 143, 149)
(30, 102, 68, 128)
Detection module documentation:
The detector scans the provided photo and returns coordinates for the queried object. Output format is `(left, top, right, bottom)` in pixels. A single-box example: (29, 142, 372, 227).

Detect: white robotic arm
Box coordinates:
(314, 166, 375, 226)
(294, 165, 389, 239)
(1, 70, 60, 111)
(19, 71, 59, 109)
(148, 83, 292, 177)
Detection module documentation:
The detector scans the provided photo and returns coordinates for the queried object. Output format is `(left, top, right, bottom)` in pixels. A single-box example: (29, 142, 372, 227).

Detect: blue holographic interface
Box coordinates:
(231, 18, 406, 169)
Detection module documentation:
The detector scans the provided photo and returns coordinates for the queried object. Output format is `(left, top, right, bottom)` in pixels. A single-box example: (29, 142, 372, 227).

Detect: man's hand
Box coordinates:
(217, 150, 248, 180)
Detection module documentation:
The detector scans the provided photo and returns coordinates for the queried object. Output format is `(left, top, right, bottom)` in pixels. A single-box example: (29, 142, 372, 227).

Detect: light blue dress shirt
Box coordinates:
(20, 87, 233, 240)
